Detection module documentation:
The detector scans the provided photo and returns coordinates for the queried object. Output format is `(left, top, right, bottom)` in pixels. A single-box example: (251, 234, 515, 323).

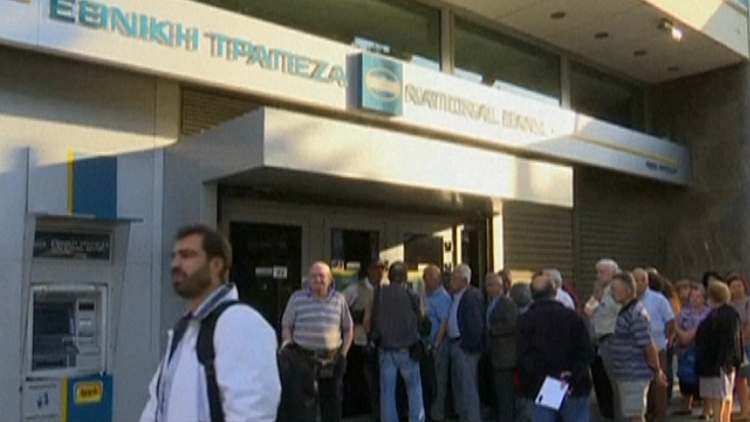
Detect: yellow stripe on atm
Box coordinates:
(74, 380, 103, 404)
(61, 378, 69, 422)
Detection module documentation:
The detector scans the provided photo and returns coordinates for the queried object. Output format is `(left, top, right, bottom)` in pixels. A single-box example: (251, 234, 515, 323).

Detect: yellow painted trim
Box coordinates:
(67, 151, 74, 214)
(61, 378, 68, 422)
(571, 133, 679, 167)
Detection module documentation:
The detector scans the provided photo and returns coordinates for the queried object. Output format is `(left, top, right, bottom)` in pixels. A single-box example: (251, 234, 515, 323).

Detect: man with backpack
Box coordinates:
(369, 261, 426, 422)
(139, 224, 281, 422)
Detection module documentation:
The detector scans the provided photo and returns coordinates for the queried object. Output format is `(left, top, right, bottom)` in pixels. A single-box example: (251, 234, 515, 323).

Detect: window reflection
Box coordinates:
(570, 63, 644, 130)
(454, 18, 561, 104)
(197, 0, 441, 70)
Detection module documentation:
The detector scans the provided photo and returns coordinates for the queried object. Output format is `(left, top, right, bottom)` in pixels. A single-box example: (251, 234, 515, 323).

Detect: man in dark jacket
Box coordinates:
(486, 273, 521, 422)
(371, 261, 425, 422)
(516, 271, 593, 422)
(447, 264, 484, 422)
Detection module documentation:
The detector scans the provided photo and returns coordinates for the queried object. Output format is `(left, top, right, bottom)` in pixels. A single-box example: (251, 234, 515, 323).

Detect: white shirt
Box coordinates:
(139, 285, 281, 422)
(447, 287, 467, 339)
(556, 288, 575, 310)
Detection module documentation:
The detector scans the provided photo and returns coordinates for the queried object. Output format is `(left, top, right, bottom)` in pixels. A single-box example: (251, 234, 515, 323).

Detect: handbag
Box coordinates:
(409, 340, 426, 361)
(677, 344, 698, 385)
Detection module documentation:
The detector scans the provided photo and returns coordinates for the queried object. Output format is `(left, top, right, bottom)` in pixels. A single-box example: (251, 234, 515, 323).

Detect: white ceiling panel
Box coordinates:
(452, 0, 747, 83)
(498, 0, 638, 37)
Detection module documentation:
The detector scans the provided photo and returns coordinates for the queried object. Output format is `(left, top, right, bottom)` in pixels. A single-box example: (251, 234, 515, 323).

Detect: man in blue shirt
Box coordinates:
(423, 264, 452, 422)
(633, 268, 674, 422)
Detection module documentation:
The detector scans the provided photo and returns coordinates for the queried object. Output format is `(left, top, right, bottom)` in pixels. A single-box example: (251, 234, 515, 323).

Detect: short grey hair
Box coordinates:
(596, 259, 620, 273)
(544, 269, 563, 288)
(454, 264, 471, 283)
(485, 273, 502, 287)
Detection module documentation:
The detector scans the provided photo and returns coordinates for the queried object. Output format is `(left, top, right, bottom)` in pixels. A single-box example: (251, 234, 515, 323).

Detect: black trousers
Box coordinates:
(276, 345, 346, 422)
(343, 345, 370, 417)
(591, 351, 614, 419)
(364, 345, 380, 422)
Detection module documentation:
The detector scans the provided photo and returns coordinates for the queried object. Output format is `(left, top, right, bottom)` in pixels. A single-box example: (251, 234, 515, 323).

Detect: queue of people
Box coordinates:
(137, 224, 750, 422)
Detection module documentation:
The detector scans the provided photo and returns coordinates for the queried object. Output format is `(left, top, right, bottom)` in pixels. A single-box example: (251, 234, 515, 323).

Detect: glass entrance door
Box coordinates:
(330, 228, 380, 418)
(228, 222, 302, 338)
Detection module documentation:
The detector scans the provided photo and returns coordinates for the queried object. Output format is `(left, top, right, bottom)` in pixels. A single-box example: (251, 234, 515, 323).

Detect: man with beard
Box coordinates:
(140, 224, 281, 422)
(278, 261, 354, 422)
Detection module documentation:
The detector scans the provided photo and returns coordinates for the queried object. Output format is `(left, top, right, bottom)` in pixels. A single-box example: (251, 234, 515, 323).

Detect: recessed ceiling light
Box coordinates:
(658, 19, 683, 41)
(550, 11, 566, 19)
(594, 32, 609, 39)
(633, 50, 647, 57)
(667, 66, 680, 72)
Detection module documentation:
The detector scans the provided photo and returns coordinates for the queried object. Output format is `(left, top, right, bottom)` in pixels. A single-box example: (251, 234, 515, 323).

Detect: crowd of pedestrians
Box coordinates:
(138, 224, 750, 422)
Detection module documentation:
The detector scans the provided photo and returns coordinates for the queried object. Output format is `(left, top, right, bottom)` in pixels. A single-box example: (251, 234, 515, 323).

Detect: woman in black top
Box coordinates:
(695, 281, 744, 422)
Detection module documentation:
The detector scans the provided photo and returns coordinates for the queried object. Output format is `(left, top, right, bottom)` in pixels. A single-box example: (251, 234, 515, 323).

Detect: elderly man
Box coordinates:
(279, 262, 354, 422)
(422, 264, 452, 422)
(486, 273, 520, 422)
(447, 264, 484, 422)
(633, 268, 674, 422)
(544, 268, 575, 310)
(584, 258, 622, 421)
(610, 271, 666, 422)
(517, 272, 593, 422)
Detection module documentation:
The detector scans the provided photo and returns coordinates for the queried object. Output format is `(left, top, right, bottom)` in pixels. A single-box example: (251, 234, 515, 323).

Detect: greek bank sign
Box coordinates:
(0, 0, 690, 185)
(359, 53, 403, 115)
(47, 0, 348, 87)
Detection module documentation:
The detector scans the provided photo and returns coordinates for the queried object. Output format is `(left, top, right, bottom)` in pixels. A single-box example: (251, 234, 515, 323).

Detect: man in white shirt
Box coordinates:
(140, 224, 281, 422)
(341, 260, 384, 422)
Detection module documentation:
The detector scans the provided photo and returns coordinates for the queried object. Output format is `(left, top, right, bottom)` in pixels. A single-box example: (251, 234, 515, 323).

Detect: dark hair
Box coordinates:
(388, 261, 407, 284)
(647, 271, 663, 292)
(530, 271, 554, 301)
(701, 271, 723, 289)
(176, 224, 232, 278)
(498, 268, 512, 286)
(725, 272, 748, 294)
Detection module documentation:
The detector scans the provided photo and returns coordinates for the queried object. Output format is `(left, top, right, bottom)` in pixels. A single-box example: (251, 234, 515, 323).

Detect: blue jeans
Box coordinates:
(380, 349, 425, 422)
(525, 396, 589, 422)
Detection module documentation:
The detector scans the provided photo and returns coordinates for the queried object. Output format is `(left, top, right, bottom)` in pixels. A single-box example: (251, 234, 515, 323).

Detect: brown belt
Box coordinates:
(295, 344, 339, 361)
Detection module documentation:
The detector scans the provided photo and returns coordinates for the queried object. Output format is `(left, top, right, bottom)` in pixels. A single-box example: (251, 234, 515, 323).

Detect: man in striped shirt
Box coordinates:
(610, 271, 667, 422)
(278, 262, 354, 422)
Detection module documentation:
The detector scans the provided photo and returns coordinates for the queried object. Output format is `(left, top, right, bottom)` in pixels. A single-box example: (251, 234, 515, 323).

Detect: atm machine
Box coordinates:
(20, 215, 132, 422)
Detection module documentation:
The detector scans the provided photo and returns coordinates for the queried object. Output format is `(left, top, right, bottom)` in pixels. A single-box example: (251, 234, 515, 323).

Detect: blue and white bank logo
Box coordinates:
(359, 53, 403, 116)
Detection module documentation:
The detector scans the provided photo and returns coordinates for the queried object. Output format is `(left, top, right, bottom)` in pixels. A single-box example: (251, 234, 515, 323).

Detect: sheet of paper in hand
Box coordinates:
(534, 376, 569, 410)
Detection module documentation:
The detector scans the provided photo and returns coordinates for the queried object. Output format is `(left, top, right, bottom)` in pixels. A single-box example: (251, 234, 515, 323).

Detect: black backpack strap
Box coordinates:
(197, 300, 242, 422)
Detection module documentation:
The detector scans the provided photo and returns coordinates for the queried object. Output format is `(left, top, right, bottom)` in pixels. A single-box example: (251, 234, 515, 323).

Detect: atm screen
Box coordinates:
(32, 302, 76, 370)
(33, 302, 74, 336)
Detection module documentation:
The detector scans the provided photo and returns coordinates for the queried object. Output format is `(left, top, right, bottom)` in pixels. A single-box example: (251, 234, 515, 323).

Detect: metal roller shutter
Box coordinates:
(574, 167, 669, 300)
(181, 87, 259, 136)
(503, 201, 574, 283)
